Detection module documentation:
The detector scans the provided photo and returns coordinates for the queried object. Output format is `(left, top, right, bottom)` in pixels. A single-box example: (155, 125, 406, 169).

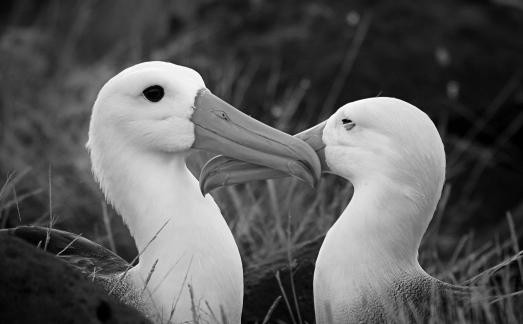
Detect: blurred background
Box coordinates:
(0, 0, 522, 319)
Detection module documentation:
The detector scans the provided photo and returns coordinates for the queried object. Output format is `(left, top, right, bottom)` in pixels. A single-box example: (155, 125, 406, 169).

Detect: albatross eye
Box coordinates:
(143, 85, 164, 102)
(341, 118, 356, 130)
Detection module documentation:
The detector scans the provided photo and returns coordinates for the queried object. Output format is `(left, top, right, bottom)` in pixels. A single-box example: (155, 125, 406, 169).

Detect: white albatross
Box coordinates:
(200, 97, 475, 323)
(2, 61, 321, 323)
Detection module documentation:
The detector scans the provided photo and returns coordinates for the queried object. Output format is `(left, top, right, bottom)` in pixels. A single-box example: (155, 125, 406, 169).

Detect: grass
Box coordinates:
(228, 176, 523, 323)
(0, 0, 522, 323)
(4, 136, 521, 323)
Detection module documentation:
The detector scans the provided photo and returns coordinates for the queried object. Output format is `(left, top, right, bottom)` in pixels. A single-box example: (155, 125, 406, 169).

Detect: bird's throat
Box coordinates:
(94, 148, 230, 277)
(317, 181, 437, 281)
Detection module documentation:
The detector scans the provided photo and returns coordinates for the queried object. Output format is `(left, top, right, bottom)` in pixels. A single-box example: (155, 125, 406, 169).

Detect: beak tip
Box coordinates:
(199, 182, 207, 196)
(199, 178, 218, 196)
(199, 167, 212, 195)
(291, 159, 321, 188)
(199, 169, 226, 195)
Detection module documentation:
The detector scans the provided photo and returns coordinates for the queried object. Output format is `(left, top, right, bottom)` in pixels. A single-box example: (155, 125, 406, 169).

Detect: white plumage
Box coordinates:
(87, 62, 244, 322)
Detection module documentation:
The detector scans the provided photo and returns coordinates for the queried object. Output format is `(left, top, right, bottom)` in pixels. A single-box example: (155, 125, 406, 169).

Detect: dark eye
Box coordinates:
(342, 118, 356, 130)
(143, 85, 164, 102)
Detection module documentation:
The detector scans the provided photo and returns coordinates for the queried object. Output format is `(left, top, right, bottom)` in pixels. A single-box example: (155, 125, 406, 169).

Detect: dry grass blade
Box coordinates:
(0, 169, 31, 201)
(88, 266, 99, 282)
(489, 289, 523, 304)
(109, 219, 170, 295)
(321, 12, 372, 115)
(275, 270, 297, 324)
(506, 212, 523, 280)
(0, 173, 15, 201)
(449, 72, 521, 163)
(204, 301, 220, 324)
(56, 233, 83, 256)
(151, 253, 187, 295)
(286, 211, 302, 324)
(188, 284, 200, 324)
(142, 258, 159, 292)
(464, 250, 523, 284)
(44, 166, 54, 252)
(168, 255, 194, 323)
(267, 180, 285, 243)
(1, 188, 42, 214)
(449, 234, 472, 269)
(12, 183, 21, 223)
(0, 169, 35, 227)
(262, 296, 283, 324)
(101, 201, 116, 252)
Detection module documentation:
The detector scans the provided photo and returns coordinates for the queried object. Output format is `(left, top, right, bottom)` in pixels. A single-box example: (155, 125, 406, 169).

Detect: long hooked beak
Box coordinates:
(191, 89, 321, 193)
(199, 120, 330, 194)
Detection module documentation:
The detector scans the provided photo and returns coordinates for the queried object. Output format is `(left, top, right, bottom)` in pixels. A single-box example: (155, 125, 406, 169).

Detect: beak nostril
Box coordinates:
(213, 110, 230, 121)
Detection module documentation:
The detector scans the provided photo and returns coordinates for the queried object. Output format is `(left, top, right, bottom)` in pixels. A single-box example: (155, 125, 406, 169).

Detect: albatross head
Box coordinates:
(321, 97, 445, 198)
(88, 61, 205, 154)
(87, 62, 321, 201)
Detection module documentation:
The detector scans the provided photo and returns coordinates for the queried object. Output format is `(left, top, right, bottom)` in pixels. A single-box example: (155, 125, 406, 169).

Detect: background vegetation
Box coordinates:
(0, 0, 522, 322)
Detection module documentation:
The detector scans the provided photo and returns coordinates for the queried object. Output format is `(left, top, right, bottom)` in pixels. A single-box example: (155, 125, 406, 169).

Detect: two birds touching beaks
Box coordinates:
(5, 61, 482, 323)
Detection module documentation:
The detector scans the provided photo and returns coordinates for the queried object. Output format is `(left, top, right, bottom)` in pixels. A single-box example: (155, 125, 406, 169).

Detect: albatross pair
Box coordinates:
(6, 61, 470, 323)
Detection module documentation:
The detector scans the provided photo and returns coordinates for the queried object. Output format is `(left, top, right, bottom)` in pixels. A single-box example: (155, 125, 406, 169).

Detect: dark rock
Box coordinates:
(0, 236, 151, 324)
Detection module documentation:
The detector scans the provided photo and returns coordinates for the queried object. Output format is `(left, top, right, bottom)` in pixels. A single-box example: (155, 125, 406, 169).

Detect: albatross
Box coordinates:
(2, 61, 321, 323)
(200, 97, 475, 322)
